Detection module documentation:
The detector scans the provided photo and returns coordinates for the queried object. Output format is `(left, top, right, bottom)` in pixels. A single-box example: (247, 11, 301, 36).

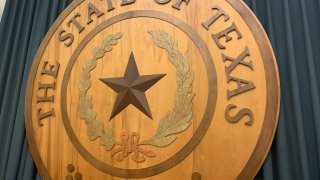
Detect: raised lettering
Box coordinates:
(223, 47, 255, 99)
(225, 104, 254, 126)
(213, 23, 242, 49)
(105, 0, 115, 12)
(227, 76, 255, 99)
(58, 29, 74, 47)
(121, 0, 135, 6)
(172, 0, 190, 10)
(36, 83, 55, 103)
(67, 12, 85, 33)
(202, 5, 230, 30)
(87, 3, 104, 24)
(41, 61, 60, 77)
(222, 46, 253, 75)
(37, 108, 55, 126)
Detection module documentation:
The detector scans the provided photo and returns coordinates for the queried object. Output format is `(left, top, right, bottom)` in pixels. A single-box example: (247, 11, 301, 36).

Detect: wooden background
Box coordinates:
(25, 0, 280, 179)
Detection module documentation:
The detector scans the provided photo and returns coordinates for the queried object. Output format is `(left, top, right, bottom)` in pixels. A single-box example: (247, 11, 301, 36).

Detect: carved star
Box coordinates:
(100, 52, 166, 120)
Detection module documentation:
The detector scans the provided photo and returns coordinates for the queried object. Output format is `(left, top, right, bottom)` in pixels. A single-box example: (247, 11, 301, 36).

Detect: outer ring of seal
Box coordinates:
(25, 1, 280, 179)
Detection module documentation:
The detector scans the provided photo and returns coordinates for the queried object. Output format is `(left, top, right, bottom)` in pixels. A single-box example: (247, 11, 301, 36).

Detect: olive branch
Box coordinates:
(141, 30, 195, 147)
(78, 33, 123, 151)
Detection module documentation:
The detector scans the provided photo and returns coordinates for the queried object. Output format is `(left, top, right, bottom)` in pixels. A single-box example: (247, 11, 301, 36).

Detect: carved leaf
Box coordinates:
(155, 109, 193, 138)
(103, 35, 113, 47)
(148, 30, 173, 50)
(87, 120, 104, 140)
(78, 98, 88, 119)
(92, 47, 100, 55)
(108, 40, 118, 45)
(113, 32, 123, 40)
(142, 30, 195, 147)
(105, 46, 113, 52)
(95, 52, 105, 59)
(142, 135, 177, 147)
(77, 33, 123, 151)
(100, 128, 117, 151)
(78, 78, 91, 94)
(86, 110, 96, 122)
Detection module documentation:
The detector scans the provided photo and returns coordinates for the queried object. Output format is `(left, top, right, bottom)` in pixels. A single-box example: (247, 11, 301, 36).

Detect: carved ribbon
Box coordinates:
(112, 132, 156, 163)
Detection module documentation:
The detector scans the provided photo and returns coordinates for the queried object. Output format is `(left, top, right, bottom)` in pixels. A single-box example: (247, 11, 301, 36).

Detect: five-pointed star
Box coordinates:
(100, 52, 166, 120)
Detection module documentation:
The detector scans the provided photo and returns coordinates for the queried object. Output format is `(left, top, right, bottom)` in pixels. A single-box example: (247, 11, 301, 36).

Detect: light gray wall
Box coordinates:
(0, 0, 6, 21)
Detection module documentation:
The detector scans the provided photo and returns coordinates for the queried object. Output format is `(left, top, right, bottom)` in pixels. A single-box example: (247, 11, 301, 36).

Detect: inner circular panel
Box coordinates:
(60, 11, 217, 178)
(66, 17, 209, 169)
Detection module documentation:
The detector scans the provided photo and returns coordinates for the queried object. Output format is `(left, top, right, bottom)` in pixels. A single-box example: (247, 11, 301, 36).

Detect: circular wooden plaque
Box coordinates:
(25, 0, 280, 179)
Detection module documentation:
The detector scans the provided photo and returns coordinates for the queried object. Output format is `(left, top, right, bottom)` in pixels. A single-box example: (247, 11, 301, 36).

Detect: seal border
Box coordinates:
(226, 0, 280, 179)
(24, 0, 280, 179)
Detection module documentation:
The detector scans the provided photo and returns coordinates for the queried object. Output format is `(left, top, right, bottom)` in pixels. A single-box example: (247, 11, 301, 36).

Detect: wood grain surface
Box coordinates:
(25, 0, 280, 179)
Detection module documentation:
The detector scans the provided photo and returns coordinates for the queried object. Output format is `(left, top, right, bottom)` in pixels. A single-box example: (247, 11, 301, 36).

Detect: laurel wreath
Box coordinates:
(140, 30, 195, 147)
(78, 30, 194, 151)
(78, 33, 123, 151)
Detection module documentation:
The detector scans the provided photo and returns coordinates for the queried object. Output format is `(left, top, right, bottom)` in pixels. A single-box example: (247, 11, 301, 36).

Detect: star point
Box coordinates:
(100, 52, 166, 121)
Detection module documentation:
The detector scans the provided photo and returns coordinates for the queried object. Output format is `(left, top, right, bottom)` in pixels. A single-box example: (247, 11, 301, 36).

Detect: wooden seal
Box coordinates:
(25, 0, 280, 179)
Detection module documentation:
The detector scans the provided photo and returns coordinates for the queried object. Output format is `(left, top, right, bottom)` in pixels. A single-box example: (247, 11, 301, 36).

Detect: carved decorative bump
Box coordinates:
(67, 164, 75, 173)
(192, 172, 201, 180)
(66, 164, 82, 180)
